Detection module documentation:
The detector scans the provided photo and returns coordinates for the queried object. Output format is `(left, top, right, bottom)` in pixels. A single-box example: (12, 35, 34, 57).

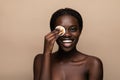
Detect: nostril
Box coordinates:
(64, 31, 71, 37)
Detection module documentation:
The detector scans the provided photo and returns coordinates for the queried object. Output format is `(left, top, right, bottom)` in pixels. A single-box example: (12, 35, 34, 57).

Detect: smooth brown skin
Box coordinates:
(33, 15, 103, 80)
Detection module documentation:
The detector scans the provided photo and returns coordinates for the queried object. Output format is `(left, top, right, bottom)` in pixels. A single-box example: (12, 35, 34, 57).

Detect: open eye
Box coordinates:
(69, 26, 78, 32)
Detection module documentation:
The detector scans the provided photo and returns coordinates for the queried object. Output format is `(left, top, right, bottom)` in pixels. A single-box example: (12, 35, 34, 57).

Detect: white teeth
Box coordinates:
(63, 40, 72, 43)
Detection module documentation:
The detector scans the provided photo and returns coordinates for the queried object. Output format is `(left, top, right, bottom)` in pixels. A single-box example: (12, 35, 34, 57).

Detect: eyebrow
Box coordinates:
(69, 25, 79, 27)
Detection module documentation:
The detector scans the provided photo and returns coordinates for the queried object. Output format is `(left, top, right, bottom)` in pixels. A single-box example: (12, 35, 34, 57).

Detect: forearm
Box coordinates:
(39, 29, 59, 80)
(40, 53, 52, 80)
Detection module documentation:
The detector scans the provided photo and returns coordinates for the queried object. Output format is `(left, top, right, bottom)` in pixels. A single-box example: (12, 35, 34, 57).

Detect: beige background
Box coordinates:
(0, 0, 120, 80)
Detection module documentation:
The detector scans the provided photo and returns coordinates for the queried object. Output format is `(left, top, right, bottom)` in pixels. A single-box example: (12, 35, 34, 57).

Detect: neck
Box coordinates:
(56, 47, 79, 60)
(58, 47, 77, 53)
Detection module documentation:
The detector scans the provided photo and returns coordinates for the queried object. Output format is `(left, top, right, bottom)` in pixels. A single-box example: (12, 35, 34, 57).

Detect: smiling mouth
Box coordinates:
(62, 39, 74, 47)
(63, 40, 72, 43)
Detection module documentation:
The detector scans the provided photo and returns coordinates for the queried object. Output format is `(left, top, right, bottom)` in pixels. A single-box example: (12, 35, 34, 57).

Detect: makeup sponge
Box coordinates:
(55, 26, 65, 36)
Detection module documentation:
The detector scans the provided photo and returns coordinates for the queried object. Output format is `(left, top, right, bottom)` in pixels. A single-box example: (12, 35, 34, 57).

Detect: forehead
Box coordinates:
(55, 15, 79, 27)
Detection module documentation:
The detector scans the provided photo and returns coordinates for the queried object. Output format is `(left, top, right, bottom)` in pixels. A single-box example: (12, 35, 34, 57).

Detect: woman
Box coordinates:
(33, 8, 103, 80)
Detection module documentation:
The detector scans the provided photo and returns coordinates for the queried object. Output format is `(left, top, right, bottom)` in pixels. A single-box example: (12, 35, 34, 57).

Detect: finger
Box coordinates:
(50, 35, 59, 45)
(47, 33, 59, 42)
(50, 29, 59, 35)
(45, 30, 59, 39)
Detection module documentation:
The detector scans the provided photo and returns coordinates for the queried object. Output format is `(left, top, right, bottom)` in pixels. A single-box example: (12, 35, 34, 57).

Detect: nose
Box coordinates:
(63, 29, 71, 37)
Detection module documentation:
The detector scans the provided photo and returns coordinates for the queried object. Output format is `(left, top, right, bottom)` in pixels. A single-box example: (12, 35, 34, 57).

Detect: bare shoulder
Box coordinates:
(33, 54, 43, 80)
(74, 52, 103, 68)
(34, 54, 43, 59)
(85, 55, 103, 80)
(34, 54, 43, 65)
(84, 54, 103, 74)
(86, 55, 103, 67)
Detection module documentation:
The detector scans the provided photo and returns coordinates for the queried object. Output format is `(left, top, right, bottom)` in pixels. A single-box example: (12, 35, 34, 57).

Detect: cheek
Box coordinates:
(72, 33, 80, 44)
(72, 32, 80, 38)
(56, 37, 61, 43)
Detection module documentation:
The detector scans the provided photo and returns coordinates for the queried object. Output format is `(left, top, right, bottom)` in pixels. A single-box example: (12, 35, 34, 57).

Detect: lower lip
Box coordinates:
(62, 42, 72, 48)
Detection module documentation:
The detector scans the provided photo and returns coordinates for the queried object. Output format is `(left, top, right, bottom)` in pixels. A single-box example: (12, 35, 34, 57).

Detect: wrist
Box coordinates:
(43, 51, 52, 56)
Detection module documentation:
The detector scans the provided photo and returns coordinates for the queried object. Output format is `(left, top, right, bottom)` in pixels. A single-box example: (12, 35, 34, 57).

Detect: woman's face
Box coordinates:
(55, 15, 81, 52)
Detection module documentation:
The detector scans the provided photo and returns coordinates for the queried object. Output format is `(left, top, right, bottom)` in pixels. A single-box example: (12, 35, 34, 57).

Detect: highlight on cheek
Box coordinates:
(55, 25, 65, 36)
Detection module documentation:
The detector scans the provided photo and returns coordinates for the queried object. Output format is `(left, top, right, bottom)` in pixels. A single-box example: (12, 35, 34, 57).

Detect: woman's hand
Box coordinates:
(43, 30, 59, 55)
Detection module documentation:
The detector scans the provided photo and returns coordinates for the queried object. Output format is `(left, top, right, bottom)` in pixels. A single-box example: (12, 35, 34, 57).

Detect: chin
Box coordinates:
(59, 44, 76, 52)
(62, 48, 73, 52)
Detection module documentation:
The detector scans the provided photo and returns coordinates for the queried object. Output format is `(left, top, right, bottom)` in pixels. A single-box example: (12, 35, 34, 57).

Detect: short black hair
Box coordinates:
(50, 8, 83, 32)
